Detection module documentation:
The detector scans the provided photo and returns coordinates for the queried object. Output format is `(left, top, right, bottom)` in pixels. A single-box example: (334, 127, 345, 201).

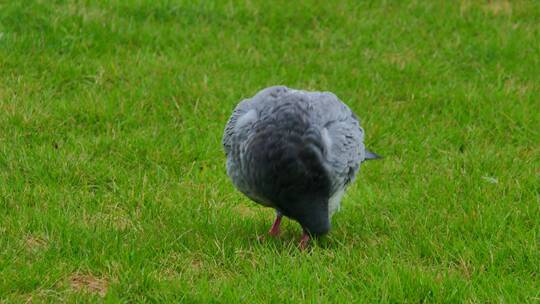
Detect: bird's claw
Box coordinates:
(298, 232, 310, 250)
(268, 214, 283, 237)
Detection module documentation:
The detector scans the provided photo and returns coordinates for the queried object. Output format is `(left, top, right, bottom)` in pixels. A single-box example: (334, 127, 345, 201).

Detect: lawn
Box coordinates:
(0, 0, 539, 302)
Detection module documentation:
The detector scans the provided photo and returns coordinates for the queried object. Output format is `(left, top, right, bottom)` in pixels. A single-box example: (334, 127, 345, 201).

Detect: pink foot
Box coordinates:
(268, 214, 283, 237)
(299, 232, 310, 250)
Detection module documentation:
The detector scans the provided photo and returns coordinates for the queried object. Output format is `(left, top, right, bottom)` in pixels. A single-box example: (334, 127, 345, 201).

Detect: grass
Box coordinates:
(0, 0, 539, 302)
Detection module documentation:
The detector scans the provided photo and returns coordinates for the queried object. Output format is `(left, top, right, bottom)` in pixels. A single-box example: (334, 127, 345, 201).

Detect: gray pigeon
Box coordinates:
(223, 86, 380, 248)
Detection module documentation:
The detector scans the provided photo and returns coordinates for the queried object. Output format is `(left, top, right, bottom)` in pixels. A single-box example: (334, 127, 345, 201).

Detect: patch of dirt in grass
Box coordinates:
(108, 214, 136, 231)
(81, 205, 139, 231)
(460, 0, 472, 15)
(384, 50, 415, 70)
(460, 0, 512, 16)
(59, 2, 108, 23)
(25, 235, 49, 253)
(156, 252, 205, 282)
(69, 273, 108, 297)
(504, 78, 532, 97)
(234, 204, 259, 218)
(482, 0, 512, 15)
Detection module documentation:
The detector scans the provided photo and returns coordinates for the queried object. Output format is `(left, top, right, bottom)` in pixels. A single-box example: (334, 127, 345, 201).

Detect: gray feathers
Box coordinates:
(223, 86, 376, 235)
(364, 150, 382, 161)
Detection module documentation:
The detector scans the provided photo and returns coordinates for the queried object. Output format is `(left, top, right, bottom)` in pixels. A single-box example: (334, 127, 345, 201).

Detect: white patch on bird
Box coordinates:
(328, 187, 345, 220)
(321, 128, 332, 154)
(236, 109, 257, 130)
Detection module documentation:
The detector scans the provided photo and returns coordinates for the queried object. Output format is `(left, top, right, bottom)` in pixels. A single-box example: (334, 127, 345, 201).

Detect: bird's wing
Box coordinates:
(324, 118, 365, 187)
(307, 92, 365, 189)
(223, 86, 292, 156)
(221, 99, 250, 155)
(221, 99, 264, 155)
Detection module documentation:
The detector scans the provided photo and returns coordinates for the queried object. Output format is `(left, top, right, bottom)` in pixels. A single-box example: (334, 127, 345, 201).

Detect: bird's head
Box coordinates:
(282, 196, 331, 237)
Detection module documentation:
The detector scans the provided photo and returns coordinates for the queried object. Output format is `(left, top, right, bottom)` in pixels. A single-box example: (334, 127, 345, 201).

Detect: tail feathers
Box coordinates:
(364, 149, 382, 161)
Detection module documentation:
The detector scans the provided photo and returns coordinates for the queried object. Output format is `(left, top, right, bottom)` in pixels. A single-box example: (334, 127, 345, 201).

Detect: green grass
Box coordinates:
(1, 0, 539, 302)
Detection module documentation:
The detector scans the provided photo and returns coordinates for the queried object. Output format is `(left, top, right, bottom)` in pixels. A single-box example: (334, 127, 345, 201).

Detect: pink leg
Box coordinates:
(268, 214, 283, 236)
(299, 232, 310, 250)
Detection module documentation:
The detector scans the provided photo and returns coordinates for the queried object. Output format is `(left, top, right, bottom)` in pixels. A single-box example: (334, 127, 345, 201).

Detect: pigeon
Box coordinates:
(222, 86, 380, 249)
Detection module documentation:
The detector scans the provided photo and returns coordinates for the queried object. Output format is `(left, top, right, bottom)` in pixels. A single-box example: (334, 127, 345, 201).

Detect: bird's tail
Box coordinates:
(364, 149, 382, 161)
